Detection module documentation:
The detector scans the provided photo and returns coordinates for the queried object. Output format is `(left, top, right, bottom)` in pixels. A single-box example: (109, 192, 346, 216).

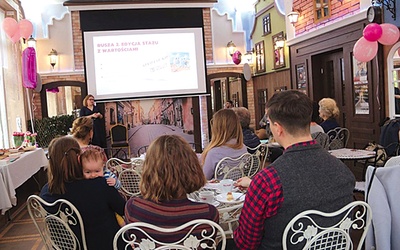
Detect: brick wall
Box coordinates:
(293, 0, 361, 35)
(71, 11, 84, 70)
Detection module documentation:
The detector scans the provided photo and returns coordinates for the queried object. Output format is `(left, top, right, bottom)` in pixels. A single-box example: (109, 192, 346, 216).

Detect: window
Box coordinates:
(272, 32, 285, 69)
(255, 41, 265, 73)
(387, 42, 400, 117)
(263, 14, 271, 35)
(257, 89, 268, 128)
(314, 0, 331, 22)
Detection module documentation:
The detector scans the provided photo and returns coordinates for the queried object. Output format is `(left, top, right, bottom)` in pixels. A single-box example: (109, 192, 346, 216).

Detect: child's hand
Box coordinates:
(106, 177, 117, 187)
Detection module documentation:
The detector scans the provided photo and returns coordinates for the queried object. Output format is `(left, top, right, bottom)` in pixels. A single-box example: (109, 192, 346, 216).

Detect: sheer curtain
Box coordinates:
(0, 11, 9, 148)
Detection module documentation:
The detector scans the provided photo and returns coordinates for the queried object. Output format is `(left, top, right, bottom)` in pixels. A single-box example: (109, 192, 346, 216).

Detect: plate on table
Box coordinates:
(188, 197, 220, 207)
(216, 192, 245, 204)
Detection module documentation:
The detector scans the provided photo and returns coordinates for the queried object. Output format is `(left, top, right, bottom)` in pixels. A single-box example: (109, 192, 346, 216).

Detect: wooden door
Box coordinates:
(312, 50, 345, 126)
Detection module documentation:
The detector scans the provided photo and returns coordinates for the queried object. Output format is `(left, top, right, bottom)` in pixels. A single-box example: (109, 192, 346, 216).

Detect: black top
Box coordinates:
(40, 178, 126, 250)
(80, 106, 106, 148)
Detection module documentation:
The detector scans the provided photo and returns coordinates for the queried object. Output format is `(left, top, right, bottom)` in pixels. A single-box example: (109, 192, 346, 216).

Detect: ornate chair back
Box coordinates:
(246, 143, 269, 177)
(118, 168, 142, 197)
(106, 158, 142, 199)
(282, 201, 372, 250)
(327, 127, 350, 150)
(27, 195, 87, 250)
(113, 219, 226, 250)
(214, 153, 252, 181)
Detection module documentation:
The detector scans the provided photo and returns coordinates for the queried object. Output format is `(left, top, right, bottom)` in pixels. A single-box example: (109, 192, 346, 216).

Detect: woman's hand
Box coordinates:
(234, 177, 252, 189)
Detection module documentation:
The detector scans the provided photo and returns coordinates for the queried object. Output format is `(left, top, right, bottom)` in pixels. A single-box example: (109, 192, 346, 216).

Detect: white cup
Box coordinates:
(220, 179, 234, 193)
(199, 191, 214, 204)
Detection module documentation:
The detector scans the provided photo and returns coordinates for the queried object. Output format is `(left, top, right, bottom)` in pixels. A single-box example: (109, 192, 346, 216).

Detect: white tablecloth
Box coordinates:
(0, 148, 48, 214)
(328, 148, 376, 160)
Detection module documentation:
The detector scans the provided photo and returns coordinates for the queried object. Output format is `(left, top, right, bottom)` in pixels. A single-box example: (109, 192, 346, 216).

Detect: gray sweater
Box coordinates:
(259, 142, 355, 249)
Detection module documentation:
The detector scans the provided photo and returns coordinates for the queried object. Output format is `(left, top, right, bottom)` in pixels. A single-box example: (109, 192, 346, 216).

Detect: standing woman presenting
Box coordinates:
(80, 94, 106, 148)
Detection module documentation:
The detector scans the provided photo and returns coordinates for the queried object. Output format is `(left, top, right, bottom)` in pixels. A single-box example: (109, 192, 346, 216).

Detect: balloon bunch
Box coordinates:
(353, 23, 400, 62)
(2, 17, 33, 43)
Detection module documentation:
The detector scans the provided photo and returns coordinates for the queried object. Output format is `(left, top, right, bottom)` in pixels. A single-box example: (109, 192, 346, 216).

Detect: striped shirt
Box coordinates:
(125, 197, 219, 243)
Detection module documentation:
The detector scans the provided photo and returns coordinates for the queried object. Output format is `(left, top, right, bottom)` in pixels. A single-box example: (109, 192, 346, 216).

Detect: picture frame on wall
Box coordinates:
(296, 64, 307, 94)
(352, 56, 369, 115)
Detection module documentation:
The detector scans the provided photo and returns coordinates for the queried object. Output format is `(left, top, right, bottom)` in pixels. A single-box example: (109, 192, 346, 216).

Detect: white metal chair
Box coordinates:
(327, 127, 350, 150)
(246, 143, 269, 177)
(214, 153, 252, 181)
(106, 158, 143, 199)
(118, 168, 142, 197)
(27, 195, 87, 250)
(106, 157, 144, 174)
(113, 219, 226, 250)
(282, 201, 372, 250)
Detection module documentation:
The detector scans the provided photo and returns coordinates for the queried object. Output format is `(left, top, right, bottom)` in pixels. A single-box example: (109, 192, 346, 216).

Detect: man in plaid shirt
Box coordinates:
(233, 90, 355, 249)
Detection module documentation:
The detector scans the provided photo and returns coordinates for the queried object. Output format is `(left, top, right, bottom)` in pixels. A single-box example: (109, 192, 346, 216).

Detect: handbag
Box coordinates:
(364, 142, 388, 165)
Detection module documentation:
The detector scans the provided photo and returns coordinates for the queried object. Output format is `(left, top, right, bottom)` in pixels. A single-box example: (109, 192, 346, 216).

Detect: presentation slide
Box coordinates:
(84, 28, 207, 101)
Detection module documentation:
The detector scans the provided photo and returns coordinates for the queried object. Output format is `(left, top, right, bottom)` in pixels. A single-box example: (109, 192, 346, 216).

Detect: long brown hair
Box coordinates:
(47, 136, 83, 194)
(201, 109, 243, 163)
(140, 135, 206, 202)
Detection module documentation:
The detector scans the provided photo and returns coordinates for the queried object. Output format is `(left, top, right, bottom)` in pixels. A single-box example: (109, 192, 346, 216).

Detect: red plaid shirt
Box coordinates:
(233, 141, 316, 249)
(233, 166, 283, 249)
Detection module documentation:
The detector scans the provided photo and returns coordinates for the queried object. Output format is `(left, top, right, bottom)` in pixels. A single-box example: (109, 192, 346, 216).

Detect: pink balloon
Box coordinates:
(378, 23, 400, 45)
(353, 37, 378, 62)
(2, 17, 18, 39)
(19, 19, 33, 39)
(363, 23, 382, 42)
(232, 50, 242, 65)
(10, 29, 20, 43)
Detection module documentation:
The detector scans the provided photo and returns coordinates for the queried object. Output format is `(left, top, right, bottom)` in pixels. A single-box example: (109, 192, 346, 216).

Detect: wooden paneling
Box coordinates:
(289, 20, 386, 147)
(252, 69, 291, 128)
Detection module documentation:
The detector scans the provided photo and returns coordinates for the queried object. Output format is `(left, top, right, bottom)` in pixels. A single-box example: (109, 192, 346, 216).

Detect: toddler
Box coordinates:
(80, 147, 121, 189)
(80, 147, 124, 226)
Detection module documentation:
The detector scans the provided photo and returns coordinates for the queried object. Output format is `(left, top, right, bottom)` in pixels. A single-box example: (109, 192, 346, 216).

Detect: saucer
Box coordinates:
(216, 192, 245, 204)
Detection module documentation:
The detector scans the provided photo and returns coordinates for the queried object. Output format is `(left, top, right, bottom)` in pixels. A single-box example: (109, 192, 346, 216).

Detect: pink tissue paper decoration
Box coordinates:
(46, 87, 59, 93)
(22, 47, 37, 89)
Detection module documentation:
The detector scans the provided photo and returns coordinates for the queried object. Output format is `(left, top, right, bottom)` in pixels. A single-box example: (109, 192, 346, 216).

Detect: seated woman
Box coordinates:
(40, 136, 126, 249)
(310, 101, 324, 134)
(201, 109, 247, 180)
(318, 98, 340, 133)
(232, 107, 260, 153)
(124, 135, 219, 242)
(71, 117, 107, 160)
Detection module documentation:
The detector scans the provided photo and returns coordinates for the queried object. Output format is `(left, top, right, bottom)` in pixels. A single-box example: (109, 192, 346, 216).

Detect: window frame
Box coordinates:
(313, 0, 331, 23)
(262, 13, 271, 36)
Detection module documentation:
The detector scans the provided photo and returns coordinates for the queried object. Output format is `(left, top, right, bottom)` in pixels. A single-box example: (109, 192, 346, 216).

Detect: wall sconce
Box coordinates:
(48, 49, 58, 69)
(287, 9, 301, 24)
(275, 39, 285, 49)
(227, 41, 236, 56)
(27, 36, 36, 48)
(244, 51, 253, 63)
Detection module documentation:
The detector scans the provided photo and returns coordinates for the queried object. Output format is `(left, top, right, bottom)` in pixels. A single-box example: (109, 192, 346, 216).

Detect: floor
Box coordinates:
(0, 162, 366, 250)
(0, 204, 45, 250)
